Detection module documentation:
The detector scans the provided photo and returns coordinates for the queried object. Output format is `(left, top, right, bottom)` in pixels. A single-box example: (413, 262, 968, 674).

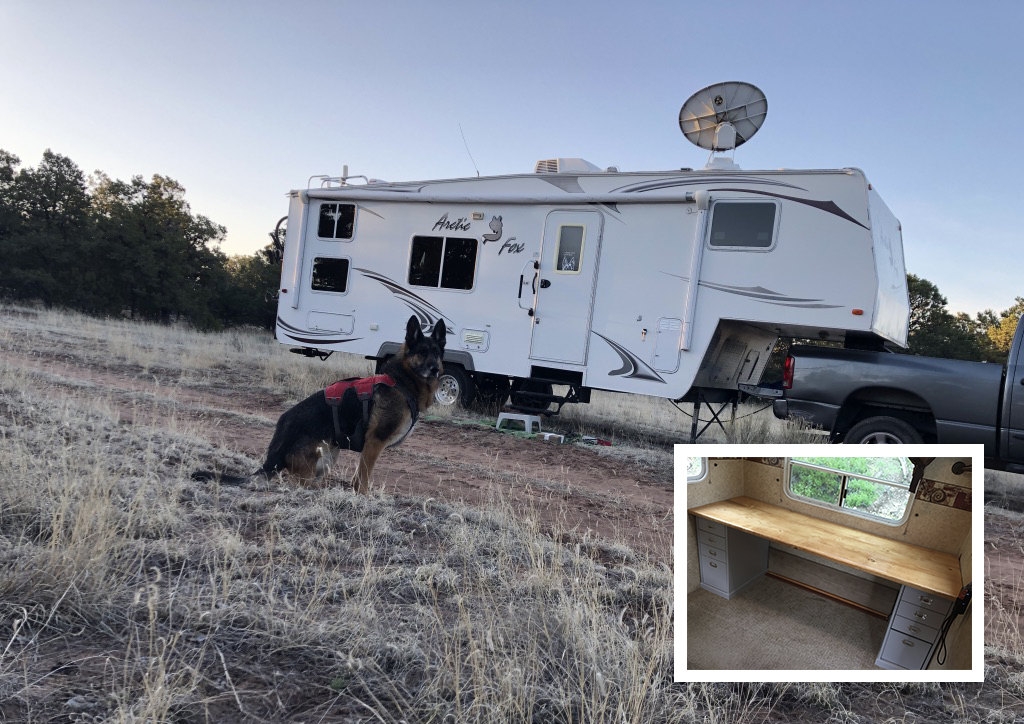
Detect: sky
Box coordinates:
(1, 0, 1021, 316)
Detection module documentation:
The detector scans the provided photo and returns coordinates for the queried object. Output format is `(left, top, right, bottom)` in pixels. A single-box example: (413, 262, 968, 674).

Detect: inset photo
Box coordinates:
(674, 445, 983, 683)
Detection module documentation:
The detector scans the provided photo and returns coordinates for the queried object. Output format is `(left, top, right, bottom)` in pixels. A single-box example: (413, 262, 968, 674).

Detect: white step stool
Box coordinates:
(496, 411, 542, 434)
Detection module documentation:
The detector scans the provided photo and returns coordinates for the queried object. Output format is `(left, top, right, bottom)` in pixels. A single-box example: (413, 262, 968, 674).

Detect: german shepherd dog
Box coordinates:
(193, 316, 445, 493)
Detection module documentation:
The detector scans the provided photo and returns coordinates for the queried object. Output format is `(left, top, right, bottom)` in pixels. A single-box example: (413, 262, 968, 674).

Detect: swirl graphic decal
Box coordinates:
(592, 331, 666, 383)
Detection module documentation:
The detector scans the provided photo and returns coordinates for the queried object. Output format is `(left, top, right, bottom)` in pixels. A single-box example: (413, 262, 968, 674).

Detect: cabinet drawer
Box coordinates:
(698, 529, 728, 551)
(896, 599, 947, 628)
(878, 632, 932, 670)
(696, 517, 726, 537)
(900, 586, 952, 615)
(698, 542, 726, 561)
(699, 554, 729, 592)
(890, 614, 940, 644)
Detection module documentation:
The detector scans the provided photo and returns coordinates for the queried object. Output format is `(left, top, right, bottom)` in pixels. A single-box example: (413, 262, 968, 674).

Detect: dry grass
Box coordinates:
(0, 379, 678, 721)
(1, 302, 1022, 722)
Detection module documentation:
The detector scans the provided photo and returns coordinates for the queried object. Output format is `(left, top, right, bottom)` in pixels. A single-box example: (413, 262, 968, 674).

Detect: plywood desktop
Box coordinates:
(688, 496, 962, 600)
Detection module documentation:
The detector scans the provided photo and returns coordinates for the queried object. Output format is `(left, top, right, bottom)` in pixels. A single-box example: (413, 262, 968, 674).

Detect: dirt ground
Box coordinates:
(2, 345, 675, 561)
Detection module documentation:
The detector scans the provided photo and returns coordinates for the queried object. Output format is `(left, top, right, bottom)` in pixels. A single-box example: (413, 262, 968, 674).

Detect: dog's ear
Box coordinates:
(431, 320, 446, 350)
(405, 316, 423, 347)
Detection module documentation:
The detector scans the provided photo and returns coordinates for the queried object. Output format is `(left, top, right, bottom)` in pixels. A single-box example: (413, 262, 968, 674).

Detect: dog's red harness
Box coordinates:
(323, 374, 405, 452)
(324, 374, 395, 403)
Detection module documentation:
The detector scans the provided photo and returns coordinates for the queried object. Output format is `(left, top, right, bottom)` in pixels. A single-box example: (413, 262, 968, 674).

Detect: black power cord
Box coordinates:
(935, 583, 971, 666)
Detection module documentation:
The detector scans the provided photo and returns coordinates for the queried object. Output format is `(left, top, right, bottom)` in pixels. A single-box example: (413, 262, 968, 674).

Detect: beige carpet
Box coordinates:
(687, 575, 888, 670)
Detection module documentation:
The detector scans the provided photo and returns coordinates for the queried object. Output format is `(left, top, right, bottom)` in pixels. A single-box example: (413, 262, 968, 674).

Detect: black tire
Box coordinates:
(434, 365, 475, 407)
(845, 416, 923, 445)
(474, 374, 511, 407)
(510, 379, 553, 410)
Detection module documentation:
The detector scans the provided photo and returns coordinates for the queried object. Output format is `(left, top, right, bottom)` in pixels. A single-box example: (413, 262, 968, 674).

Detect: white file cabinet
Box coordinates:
(695, 517, 769, 600)
(875, 584, 953, 670)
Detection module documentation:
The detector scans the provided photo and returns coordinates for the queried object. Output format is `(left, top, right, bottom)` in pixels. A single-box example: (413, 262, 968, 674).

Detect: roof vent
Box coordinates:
(533, 158, 602, 174)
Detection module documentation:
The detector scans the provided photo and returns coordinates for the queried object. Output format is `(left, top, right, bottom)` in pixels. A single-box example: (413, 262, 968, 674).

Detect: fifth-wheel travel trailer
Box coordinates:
(684, 455, 974, 672)
(274, 83, 910, 419)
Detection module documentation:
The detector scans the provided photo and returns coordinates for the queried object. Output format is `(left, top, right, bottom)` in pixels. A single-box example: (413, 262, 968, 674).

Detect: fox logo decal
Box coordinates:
(482, 215, 502, 243)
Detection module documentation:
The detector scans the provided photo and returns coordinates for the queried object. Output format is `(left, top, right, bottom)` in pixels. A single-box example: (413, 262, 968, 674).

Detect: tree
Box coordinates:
(219, 249, 280, 329)
(0, 150, 92, 307)
(904, 274, 985, 360)
(984, 297, 1024, 360)
(89, 172, 227, 328)
(0, 150, 21, 240)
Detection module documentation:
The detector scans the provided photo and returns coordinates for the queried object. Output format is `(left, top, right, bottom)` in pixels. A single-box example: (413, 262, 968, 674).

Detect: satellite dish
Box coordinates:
(679, 81, 767, 152)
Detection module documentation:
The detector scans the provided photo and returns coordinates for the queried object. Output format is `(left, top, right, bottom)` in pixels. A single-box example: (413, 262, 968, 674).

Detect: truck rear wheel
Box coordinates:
(845, 416, 923, 445)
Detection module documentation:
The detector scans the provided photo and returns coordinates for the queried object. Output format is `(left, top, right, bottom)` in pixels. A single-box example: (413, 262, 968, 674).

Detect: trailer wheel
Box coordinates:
(845, 416, 923, 445)
(435, 365, 475, 407)
(510, 379, 554, 411)
(475, 374, 511, 407)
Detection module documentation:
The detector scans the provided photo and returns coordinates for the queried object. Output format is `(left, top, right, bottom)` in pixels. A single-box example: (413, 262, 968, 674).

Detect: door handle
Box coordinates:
(518, 260, 538, 312)
(540, 279, 551, 289)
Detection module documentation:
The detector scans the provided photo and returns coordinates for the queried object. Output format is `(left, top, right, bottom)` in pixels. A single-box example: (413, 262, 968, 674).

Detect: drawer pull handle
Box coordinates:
(709, 562, 718, 568)
(913, 612, 928, 620)
(908, 625, 920, 634)
(902, 639, 915, 648)
(709, 550, 717, 556)
(708, 537, 717, 544)
(918, 596, 933, 605)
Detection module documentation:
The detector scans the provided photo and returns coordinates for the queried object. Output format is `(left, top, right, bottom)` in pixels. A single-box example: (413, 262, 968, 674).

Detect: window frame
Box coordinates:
(686, 457, 708, 484)
(309, 255, 352, 295)
(407, 234, 479, 292)
(705, 199, 780, 252)
(783, 457, 915, 526)
(315, 202, 357, 241)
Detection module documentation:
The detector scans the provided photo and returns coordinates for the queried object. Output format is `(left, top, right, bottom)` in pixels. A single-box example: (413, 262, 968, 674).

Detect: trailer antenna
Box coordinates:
(679, 81, 767, 168)
(459, 123, 481, 177)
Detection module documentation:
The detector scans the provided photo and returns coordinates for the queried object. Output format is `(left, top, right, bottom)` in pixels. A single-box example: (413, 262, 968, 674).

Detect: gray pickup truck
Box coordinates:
(772, 315, 1024, 472)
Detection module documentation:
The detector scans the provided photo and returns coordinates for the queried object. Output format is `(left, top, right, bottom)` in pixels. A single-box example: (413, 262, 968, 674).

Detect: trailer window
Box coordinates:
(686, 457, 708, 483)
(708, 202, 777, 249)
(785, 456, 915, 525)
(554, 225, 585, 274)
(317, 203, 355, 239)
(311, 257, 350, 293)
(409, 235, 477, 290)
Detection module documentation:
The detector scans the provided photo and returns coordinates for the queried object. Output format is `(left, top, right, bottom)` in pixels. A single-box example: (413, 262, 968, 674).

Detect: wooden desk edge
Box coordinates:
(689, 497, 962, 600)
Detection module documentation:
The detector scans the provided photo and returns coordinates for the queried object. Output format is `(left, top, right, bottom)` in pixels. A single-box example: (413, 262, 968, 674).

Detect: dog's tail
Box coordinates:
(190, 470, 255, 486)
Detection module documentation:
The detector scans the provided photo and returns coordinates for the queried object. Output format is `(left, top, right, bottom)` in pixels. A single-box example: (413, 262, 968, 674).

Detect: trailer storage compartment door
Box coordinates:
(529, 210, 603, 365)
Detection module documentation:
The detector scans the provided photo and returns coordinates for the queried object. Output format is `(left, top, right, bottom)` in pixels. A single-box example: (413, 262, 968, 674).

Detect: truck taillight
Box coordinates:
(783, 355, 795, 390)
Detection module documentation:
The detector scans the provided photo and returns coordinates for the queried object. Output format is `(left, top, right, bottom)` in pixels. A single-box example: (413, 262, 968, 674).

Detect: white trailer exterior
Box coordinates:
(275, 162, 909, 406)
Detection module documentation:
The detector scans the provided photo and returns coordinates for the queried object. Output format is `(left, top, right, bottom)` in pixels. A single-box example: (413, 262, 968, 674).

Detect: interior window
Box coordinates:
(409, 235, 477, 290)
(686, 457, 708, 483)
(555, 225, 585, 273)
(708, 202, 777, 248)
(317, 203, 356, 239)
(786, 457, 914, 524)
(311, 257, 350, 293)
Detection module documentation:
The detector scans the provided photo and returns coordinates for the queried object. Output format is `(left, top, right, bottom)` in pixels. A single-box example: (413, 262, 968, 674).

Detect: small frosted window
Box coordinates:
(555, 225, 584, 273)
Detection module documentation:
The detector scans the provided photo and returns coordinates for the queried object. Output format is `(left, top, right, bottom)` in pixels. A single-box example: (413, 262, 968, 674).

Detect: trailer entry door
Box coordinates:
(529, 210, 603, 365)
